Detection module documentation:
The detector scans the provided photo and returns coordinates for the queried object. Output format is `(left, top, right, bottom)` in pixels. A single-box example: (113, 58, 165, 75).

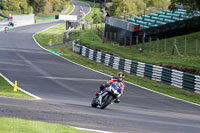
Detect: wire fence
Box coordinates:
(80, 22, 200, 57)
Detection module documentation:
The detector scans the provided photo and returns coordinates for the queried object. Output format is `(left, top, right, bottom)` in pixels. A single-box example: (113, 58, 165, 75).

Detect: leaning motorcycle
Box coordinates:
(91, 84, 121, 109)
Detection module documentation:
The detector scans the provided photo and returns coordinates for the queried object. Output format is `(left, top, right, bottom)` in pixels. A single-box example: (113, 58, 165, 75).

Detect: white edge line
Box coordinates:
(0, 73, 42, 100)
(74, 126, 112, 133)
(32, 15, 200, 107)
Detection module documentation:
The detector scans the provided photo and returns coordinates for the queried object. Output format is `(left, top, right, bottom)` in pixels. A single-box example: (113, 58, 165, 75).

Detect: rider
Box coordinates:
(96, 72, 125, 103)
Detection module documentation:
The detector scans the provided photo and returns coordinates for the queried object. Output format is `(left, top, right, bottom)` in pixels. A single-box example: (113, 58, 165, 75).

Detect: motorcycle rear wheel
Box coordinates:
(100, 95, 113, 109)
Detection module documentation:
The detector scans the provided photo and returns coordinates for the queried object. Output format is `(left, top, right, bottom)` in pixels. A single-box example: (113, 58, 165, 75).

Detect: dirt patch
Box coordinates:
(158, 64, 200, 76)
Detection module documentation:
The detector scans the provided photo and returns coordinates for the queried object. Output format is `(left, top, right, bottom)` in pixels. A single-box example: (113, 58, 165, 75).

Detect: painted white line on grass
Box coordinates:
(74, 126, 113, 133)
(0, 73, 42, 100)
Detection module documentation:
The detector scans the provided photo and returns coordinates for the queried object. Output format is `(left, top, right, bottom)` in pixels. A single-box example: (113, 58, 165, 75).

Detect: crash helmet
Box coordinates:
(117, 72, 124, 82)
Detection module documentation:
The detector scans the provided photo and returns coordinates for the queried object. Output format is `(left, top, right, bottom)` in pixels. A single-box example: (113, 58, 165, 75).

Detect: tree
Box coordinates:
(93, 12, 102, 23)
(151, 0, 170, 9)
(19, 0, 33, 14)
(108, 0, 137, 16)
(0, 0, 7, 10)
(136, 0, 146, 10)
(6, 0, 20, 11)
(29, 0, 46, 15)
(169, 0, 200, 13)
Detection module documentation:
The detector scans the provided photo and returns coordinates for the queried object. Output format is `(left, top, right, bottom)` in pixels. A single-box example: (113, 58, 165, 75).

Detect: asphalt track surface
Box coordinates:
(0, 2, 200, 133)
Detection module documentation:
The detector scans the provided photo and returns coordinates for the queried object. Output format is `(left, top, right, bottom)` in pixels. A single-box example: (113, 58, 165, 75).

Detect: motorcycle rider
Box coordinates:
(96, 72, 125, 103)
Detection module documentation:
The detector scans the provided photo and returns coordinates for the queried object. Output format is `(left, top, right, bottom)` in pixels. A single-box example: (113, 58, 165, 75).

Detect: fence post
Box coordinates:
(184, 38, 187, 56)
(156, 38, 159, 52)
(172, 39, 180, 55)
(130, 35, 132, 48)
(136, 36, 138, 49)
(164, 38, 167, 53)
(110, 32, 112, 42)
(106, 31, 108, 41)
(149, 37, 152, 52)
(124, 35, 127, 45)
(196, 39, 198, 56)
(114, 32, 117, 43)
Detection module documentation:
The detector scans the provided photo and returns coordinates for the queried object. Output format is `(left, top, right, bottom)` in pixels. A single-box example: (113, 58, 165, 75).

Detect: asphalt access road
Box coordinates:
(0, 3, 200, 133)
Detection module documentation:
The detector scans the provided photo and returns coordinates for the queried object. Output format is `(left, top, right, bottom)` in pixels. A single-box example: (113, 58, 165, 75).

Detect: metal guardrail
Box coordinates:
(72, 43, 200, 94)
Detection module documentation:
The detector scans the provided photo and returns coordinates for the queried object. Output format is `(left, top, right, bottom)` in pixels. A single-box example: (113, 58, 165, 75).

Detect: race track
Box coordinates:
(0, 1, 200, 133)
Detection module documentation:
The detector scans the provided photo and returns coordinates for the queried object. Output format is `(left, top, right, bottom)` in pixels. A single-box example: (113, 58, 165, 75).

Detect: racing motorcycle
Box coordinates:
(91, 84, 122, 109)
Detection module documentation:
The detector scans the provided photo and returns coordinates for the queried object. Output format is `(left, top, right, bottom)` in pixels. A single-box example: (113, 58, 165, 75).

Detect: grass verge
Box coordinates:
(0, 117, 87, 133)
(34, 24, 66, 46)
(72, 30, 200, 71)
(0, 76, 31, 98)
(34, 24, 200, 104)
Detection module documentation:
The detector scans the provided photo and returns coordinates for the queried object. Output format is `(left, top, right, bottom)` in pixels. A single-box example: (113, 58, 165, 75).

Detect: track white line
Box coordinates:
(0, 73, 42, 100)
(74, 126, 113, 133)
(33, 24, 200, 107)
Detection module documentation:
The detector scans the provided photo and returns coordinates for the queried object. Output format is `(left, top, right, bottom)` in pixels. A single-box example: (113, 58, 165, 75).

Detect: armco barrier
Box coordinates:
(72, 43, 200, 94)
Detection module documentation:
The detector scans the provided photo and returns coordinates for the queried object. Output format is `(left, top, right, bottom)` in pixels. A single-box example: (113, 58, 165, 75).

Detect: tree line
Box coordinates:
(107, 0, 200, 17)
(0, 0, 71, 15)
(107, 0, 170, 17)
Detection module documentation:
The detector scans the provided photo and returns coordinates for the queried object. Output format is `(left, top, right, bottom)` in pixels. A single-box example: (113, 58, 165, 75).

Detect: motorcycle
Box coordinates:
(91, 84, 122, 109)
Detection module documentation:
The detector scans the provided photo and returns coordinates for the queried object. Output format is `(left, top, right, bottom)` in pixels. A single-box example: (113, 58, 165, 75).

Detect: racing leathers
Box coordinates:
(97, 77, 125, 103)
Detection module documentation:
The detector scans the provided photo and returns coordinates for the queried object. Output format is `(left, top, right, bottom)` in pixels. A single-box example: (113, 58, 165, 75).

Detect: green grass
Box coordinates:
(72, 30, 200, 71)
(0, 117, 87, 133)
(34, 24, 66, 46)
(34, 23, 200, 105)
(0, 76, 31, 98)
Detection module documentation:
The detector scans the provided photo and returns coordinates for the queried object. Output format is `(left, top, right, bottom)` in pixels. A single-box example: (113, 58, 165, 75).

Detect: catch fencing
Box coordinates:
(72, 42, 200, 94)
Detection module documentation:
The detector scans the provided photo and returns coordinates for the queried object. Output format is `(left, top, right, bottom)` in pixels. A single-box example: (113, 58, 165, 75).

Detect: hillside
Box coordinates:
(70, 30, 200, 75)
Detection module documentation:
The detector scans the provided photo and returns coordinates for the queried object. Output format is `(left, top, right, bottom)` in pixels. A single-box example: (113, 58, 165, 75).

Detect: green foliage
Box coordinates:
(93, 12, 102, 23)
(0, 0, 71, 16)
(108, 0, 137, 16)
(169, 0, 200, 13)
(29, 0, 46, 15)
(108, 0, 170, 17)
(151, 0, 170, 8)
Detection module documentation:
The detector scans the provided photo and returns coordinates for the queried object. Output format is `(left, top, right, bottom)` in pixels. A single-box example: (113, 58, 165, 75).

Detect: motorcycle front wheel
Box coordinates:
(91, 98, 98, 108)
(100, 94, 113, 109)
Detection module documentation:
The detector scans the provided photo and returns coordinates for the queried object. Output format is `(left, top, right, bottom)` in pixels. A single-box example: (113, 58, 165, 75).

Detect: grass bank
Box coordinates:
(34, 24, 66, 46)
(0, 117, 87, 133)
(70, 30, 200, 72)
(34, 24, 200, 105)
(0, 75, 31, 98)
